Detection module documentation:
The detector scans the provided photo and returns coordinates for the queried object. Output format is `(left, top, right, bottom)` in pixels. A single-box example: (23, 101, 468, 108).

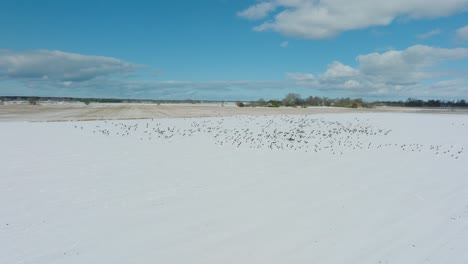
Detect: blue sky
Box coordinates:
(1, 0, 468, 101)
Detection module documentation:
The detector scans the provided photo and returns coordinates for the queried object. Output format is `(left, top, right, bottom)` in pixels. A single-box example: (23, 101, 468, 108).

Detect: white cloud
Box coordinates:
(323, 61, 359, 79)
(342, 80, 361, 89)
(416, 29, 442, 39)
(431, 78, 466, 88)
(240, 0, 468, 39)
(0, 49, 138, 82)
(237, 2, 276, 20)
(456, 25, 468, 42)
(280, 41, 289, 48)
(286, 72, 314, 81)
(357, 45, 468, 84)
(1, 77, 293, 101)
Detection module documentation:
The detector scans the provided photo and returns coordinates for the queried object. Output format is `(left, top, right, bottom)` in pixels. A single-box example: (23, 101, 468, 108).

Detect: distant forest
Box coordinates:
(0, 96, 203, 105)
(1, 94, 467, 108)
(237, 93, 468, 109)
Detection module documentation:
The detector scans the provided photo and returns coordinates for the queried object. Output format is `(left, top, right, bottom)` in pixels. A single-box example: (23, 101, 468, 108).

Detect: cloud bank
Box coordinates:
(287, 45, 468, 97)
(237, 2, 277, 20)
(239, 0, 468, 39)
(416, 29, 442, 39)
(456, 25, 468, 42)
(1, 47, 468, 100)
(0, 50, 138, 82)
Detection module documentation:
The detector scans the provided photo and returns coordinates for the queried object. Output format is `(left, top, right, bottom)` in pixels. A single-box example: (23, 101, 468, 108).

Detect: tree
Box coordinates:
(322, 97, 332, 107)
(282, 93, 301, 107)
(306, 96, 322, 106)
(405, 98, 424, 107)
(236, 101, 245, 107)
(256, 98, 266, 107)
(456, 99, 467, 107)
(267, 100, 281, 107)
(426, 99, 441, 107)
(28, 97, 39, 105)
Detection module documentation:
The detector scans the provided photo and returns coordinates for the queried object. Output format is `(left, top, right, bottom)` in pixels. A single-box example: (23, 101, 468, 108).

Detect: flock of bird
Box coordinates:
(73, 115, 464, 160)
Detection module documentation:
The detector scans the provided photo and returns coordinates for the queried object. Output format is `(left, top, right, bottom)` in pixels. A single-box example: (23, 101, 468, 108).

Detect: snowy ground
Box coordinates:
(1, 113, 468, 264)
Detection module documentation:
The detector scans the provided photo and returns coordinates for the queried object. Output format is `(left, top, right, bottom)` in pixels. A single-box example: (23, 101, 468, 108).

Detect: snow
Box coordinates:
(1, 113, 468, 264)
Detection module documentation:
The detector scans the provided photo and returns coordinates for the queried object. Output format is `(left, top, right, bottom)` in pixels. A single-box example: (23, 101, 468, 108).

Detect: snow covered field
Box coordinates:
(1, 113, 468, 264)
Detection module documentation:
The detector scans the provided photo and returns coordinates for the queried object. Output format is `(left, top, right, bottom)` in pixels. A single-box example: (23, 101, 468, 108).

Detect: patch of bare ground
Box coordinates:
(1, 103, 468, 122)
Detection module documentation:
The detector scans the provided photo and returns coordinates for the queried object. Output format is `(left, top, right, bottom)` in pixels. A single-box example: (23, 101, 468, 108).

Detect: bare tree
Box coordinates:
(282, 93, 301, 107)
(28, 97, 39, 105)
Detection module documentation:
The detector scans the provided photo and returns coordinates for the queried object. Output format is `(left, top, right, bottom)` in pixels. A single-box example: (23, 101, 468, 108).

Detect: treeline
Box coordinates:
(377, 98, 468, 108)
(237, 93, 370, 108)
(0, 96, 202, 105)
(236, 94, 468, 109)
(77, 98, 203, 105)
(2, 95, 468, 108)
